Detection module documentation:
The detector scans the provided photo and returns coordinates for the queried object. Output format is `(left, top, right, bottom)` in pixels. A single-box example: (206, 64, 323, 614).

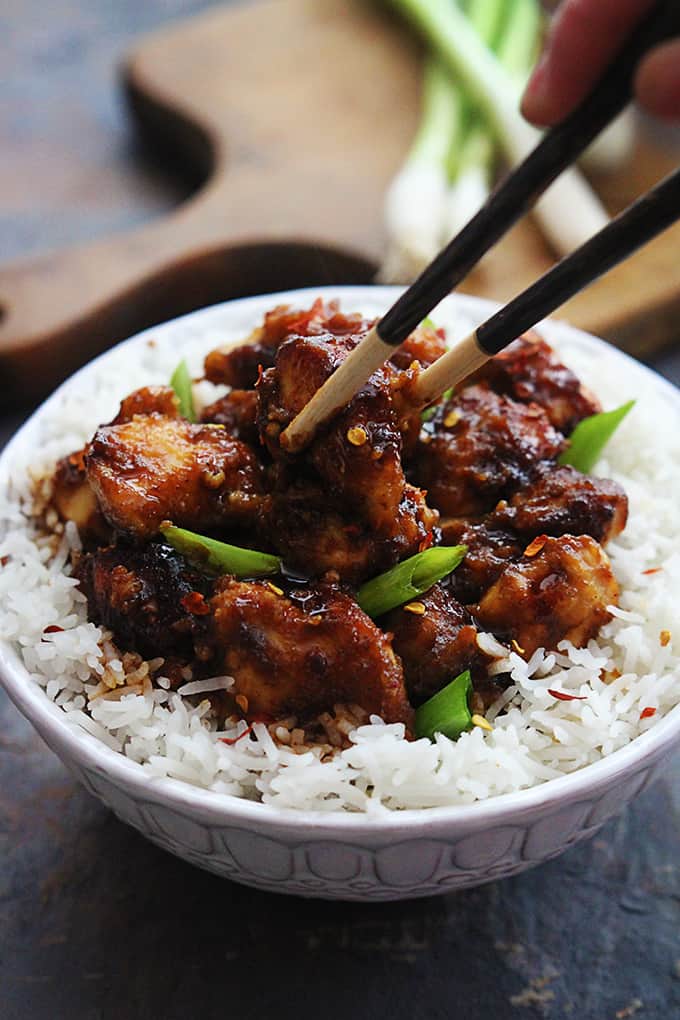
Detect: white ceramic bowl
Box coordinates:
(2, 286, 680, 901)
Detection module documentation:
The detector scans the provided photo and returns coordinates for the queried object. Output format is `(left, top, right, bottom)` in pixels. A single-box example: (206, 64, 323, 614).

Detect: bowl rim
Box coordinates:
(1, 284, 679, 835)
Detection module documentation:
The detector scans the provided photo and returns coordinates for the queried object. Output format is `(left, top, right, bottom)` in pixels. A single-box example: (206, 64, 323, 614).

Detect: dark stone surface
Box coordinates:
(2, 2, 680, 1018)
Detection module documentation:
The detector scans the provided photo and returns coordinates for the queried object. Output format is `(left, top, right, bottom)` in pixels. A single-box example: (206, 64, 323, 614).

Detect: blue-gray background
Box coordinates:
(1, 3, 679, 1017)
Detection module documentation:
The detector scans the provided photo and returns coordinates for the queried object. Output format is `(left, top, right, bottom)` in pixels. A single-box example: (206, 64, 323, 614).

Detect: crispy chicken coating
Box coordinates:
(258, 326, 435, 559)
(382, 583, 486, 705)
(86, 414, 264, 539)
(52, 449, 109, 541)
(440, 518, 523, 605)
(204, 299, 370, 389)
(200, 389, 260, 447)
(466, 334, 600, 434)
(75, 542, 211, 658)
(474, 534, 618, 656)
(492, 464, 628, 546)
(210, 578, 413, 726)
(110, 385, 180, 424)
(412, 385, 566, 517)
(268, 479, 436, 585)
(389, 321, 447, 371)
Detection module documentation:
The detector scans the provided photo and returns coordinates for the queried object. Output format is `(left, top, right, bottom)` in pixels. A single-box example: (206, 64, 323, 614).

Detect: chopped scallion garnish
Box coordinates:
(356, 545, 466, 618)
(559, 400, 635, 474)
(415, 669, 473, 740)
(170, 360, 196, 423)
(160, 524, 281, 578)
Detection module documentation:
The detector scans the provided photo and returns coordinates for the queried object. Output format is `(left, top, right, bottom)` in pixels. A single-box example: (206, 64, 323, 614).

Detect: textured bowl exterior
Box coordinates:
(2, 286, 680, 901)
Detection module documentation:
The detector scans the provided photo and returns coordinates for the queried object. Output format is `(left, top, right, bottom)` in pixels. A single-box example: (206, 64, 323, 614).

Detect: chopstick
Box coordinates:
(412, 164, 680, 407)
(280, 0, 680, 453)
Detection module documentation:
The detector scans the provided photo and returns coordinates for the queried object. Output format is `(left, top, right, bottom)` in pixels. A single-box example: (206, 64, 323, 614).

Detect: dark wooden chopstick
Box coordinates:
(281, 0, 680, 452)
(413, 164, 680, 407)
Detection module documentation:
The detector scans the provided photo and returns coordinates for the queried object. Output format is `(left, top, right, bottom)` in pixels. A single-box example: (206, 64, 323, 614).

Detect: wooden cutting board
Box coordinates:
(1, 0, 679, 402)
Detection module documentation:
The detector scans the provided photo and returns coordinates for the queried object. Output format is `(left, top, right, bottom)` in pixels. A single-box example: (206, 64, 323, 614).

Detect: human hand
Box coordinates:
(521, 0, 680, 125)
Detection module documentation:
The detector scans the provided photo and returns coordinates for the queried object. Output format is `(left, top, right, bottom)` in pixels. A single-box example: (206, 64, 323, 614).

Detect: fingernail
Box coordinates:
(521, 55, 550, 123)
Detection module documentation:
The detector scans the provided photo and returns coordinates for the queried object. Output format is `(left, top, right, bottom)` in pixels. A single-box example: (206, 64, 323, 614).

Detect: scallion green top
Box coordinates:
(356, 545, 466, 618)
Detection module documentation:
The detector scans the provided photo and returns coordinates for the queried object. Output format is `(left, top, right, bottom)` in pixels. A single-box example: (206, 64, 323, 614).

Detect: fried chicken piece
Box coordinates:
(268, 480, 436, 585)
(204, 299, 370, 389)
(259, 328, 433, 545)
(86, 414, 264, 539)
(474, 534, 618, 656)
(383, 583, 486, 705)
(75, 542, 212, 658)
(412, 385, 566, 517)
(257, 329, 360, 450)
(200, 389, 260, 447)
(109, 385, 180, 425)
(209, 578, 413, 726)
(440, 518, 523, 605)
(466, 334, 600, 434)
(390, 320, 447, 371)
(308, 379, 411, 534)
(52, 449, 110, 541)
(492, 465, 628, 546)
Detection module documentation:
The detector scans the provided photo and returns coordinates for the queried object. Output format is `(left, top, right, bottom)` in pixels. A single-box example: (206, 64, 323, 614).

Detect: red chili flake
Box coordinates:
(418, 531, 434, 553)
(43, 625, 64, 634)
(640, 707, 657, 720)
(221, 724, 254, 746)
(548, 689, 587, 702)
(180, 592, 211, 616)
(524, 535, 548, 558)
(642, 567, 663, 576)
(0, 556, 10, 567)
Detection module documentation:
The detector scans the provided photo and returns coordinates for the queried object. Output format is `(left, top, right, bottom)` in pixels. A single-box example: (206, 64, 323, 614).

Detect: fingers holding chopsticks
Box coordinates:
(522, 0, 680, 125)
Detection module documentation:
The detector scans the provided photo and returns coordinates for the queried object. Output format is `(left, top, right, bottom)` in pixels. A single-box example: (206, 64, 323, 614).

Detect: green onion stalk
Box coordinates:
(441, 0, 508, 243)
(379, 59, 465, 283)
(384, 0, 609, 257)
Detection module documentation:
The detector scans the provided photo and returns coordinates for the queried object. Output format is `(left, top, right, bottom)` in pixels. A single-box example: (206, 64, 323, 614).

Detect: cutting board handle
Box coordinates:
(0, 188, 374, 405)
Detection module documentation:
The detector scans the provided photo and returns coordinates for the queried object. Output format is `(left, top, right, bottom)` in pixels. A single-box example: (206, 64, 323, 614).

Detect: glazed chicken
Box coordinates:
(475, 535, 618, 657)
(413, 385, 566, 517)
(75, 542, 211, 659)
(382, 583, 487, 705)
(50, 299, 629, 739)
(210, 578, 412, 726)
(465, 333, 601, 433)
(86, 414, 265, 539)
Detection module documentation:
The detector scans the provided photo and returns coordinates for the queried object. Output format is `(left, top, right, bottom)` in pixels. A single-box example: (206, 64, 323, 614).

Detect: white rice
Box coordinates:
(0, 295, 679, 813)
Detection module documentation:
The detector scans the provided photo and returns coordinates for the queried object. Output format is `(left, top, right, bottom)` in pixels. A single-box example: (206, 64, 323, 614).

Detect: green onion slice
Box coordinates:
(415, 670, 473, 741)
(356, 545, 466, 618)
(421, 386, 453, 422)
(160, 524, 281, 578)
(558, 400, 635, 474)
(170, 360, 197, 423)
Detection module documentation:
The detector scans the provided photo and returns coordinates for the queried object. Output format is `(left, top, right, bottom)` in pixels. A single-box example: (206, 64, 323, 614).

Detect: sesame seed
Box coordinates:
(347, 426, 368, 446)
(660, 630, 671, 647)
(471, 714, 493, 732)
(267, 582, 284, 596)
(443, 411, 460, 428)
(403, 601, 426, 615)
